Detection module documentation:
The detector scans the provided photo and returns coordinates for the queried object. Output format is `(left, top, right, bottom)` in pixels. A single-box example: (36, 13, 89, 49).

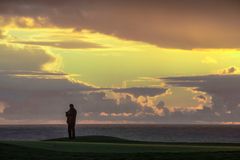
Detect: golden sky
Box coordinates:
(3, 27, 240, 87)
(0, 0, 240, 124)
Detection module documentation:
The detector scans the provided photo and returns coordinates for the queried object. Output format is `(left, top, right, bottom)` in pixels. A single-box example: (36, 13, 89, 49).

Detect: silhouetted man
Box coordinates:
(66, 104, 77, 139)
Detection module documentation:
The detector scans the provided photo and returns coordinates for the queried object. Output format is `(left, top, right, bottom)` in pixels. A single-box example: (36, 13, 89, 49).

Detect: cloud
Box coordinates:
(219, 66, 240, 75)
(106, 88, 170, 116)
(0, 44, 93, 90)
(0, 44, 55, 71)
(1, 41, 240, 123)
(0, 77, 228, 124)
(0, 90, 143, 122)
(0, 44, 159, 123)
(163, 74, 240, 122)
(11, 40, 104, 49)
(0, 44, 92, 90)
(113, 87, 167, 97)
(106, 86, 214, 120)
(0, 15, 52, 28)
(1, 0, 240, 49)
(0, 70, 67, 76)
(79, 92, 141, 114)
(0, 44, 95, 122)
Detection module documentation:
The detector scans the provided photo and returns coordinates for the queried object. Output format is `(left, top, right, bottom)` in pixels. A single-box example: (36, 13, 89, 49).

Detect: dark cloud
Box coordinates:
(0, 88, 142, 121)
(0, 44, 93, 91)
(0, 74, 92, 91)
(0, 70, 67, 76)
(0, 44, 95, 122)
(113, 87, 167, 97)
(221, 66, 239, 74)
(163, 74, 240, 122)
(228, 67, 237, 74)
(78, 92, 141, 114)
(0, 44, 55, 71)
(2, 71, 236, 123)
(11, 40, 104, 49)
(1, 0, 240, 49)
(0, 44, 92, 90)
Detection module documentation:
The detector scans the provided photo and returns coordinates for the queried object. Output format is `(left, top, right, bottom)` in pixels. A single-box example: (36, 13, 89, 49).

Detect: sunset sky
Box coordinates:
(0, 0, 240, 124)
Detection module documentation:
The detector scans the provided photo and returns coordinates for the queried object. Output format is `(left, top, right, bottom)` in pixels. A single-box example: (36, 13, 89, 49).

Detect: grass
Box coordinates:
(0, 136, 240, 160)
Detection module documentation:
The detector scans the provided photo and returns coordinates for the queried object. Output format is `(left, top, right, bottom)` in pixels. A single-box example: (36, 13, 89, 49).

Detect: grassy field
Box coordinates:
(0, 136, 240, 160)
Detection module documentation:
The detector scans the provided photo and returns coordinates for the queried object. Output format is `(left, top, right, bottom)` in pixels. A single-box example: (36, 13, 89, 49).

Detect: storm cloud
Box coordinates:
(11, 40, 104, 49)
(0, 0, 240, 49)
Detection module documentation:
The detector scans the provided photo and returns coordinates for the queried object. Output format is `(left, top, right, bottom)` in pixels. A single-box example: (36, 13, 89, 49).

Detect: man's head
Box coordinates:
(69, 104, 74, 109)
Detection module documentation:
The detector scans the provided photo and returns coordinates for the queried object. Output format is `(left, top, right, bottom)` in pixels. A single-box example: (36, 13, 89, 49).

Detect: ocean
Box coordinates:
(0, 124, 239, 143)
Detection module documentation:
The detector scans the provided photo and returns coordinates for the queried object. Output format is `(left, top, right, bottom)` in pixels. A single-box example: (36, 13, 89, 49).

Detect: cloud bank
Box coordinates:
(163, 74, 240, 122)
(0, 0, 240, 49)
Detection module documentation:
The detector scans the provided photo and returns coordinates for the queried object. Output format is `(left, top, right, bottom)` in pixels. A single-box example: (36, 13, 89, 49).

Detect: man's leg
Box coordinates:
(68, 124, 72, 139)
(72, 125, 75, 139)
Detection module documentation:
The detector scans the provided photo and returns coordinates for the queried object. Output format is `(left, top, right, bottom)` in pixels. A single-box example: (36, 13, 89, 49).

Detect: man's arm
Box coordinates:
(66, 111, 69, 117)
(74, 110, 77, 118)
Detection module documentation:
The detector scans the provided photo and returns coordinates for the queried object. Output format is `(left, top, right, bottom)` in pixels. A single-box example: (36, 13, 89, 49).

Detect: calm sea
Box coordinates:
(0, 124, 239, 143)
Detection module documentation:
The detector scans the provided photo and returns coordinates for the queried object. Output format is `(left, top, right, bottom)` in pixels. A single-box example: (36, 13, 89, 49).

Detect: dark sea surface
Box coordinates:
(0, 124, 239, 143)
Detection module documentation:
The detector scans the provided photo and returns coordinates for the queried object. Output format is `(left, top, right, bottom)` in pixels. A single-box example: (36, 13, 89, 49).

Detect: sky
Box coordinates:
(0, 0, 240, 124)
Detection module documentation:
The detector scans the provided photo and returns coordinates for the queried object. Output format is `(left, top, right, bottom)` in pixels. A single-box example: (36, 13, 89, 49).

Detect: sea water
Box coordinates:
(0, 124, 239, 143)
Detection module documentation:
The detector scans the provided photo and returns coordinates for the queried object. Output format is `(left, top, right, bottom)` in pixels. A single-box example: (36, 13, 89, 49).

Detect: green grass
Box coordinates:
(1, 136, 240, 160)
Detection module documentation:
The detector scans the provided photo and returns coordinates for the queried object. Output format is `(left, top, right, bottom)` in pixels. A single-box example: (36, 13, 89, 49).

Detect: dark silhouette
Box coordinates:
(66, 104, 77, 139)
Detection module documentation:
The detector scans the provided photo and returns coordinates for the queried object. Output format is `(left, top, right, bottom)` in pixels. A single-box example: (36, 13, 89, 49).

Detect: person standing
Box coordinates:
(66, 104, 77, 139)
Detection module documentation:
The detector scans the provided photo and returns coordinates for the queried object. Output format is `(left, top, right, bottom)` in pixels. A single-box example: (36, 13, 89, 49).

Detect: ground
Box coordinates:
(0, 136, 240, 160)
